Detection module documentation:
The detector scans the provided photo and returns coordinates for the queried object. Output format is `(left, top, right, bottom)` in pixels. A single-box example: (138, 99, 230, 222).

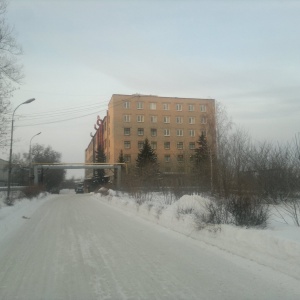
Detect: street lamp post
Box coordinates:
(29, 132, 41, 185)
(6, 98, 36, 205)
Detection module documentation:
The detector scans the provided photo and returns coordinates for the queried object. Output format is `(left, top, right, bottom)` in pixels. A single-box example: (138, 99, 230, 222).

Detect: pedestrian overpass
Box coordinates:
(33, 163, 125, 188)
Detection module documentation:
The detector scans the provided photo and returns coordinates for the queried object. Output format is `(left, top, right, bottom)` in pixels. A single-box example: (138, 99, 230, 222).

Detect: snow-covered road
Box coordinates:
(0, 194, 299, 300)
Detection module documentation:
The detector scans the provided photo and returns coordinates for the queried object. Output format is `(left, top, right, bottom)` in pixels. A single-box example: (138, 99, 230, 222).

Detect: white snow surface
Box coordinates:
(92, 190, 300, 280)
(1, 190, 300, 278)
(0, 190, 300, 299)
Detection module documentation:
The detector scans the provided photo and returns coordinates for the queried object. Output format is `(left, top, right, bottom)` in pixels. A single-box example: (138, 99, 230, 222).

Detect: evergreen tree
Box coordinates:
(136, 138, 159, 185)
(194, 133, 210, 189)
(118, 149, 126, 174)
(195, 133, 209, 164)
(118, 149, 125, 163)
(94, 145, 106, 183)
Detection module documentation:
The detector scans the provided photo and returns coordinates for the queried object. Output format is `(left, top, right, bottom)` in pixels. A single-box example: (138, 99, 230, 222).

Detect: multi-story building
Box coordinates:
(85, 94, 216, 177)
(85, 116, 106, 179)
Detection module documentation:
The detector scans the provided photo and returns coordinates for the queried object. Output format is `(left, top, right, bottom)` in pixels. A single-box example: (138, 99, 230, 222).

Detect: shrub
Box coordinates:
(22, 185, 45, 199)
(227, 195, 269, 228)
(176, 206, 195, 220)
(193, 195, 269, 229)
(193, 198, 229, 230)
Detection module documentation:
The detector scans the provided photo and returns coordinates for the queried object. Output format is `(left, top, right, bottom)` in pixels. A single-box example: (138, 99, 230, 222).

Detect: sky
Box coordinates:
(2, 0, 300, 178)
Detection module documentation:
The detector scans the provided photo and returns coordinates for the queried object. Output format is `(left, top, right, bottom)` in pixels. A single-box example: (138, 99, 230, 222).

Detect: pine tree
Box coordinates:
(136, 138, 159, 185)
(194, 133, 210, 190)
(194, 133, 209, 164)
(117, 149, 126, 176)
(118, 150, 125, 163)
(94, 145, 106, 183)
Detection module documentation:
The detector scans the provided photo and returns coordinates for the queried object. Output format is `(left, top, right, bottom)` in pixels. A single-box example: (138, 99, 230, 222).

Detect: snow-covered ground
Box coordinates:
(91, 190, 300, 281)
(1, 189, 300, 281)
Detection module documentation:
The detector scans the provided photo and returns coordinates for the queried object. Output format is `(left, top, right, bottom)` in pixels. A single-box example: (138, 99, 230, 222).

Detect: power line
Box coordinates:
(15, 110, 104, 127)
(17, 105, 105, 120)
(8, 100, 109, 127)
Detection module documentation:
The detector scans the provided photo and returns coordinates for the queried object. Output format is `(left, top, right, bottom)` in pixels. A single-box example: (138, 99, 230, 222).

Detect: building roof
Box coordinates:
(111, 93, 215, 101)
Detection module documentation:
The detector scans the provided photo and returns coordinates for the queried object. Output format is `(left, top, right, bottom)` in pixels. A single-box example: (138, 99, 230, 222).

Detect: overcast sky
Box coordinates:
(3, 0, 300, 178)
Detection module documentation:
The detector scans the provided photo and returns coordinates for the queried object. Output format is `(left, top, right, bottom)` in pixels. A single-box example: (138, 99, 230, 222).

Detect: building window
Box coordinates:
(164, 155, 171, 163)
(176, 129, 183, 136)
(124, 141, 131, 149)
(176, 104, 182, 111)
(124, 128, 131, 135)
(137, 128, 144, 136)
(164, 129, 170, 136)
(151, 141, 157, 150)
(137, 115, 144, 122)
(123, 115, 131, 122)
(163, 103, 170, 110)
(150, 102, 157, 110)
(188, 104, 195, 111)
(202, 130, 207, 137)
(150, 115, 157, 123)
(177, 155, 184, 162)
(151, 128, 157, 137)
(189, 129, 195, 137)
(124, 154, 131, 163)
(189, 142, 195, 150)
(138, 141, 144, 149)
(189, 117, 195, 124)
(123, 101, 130, 109)
(176, 116, 183, 124)
(200, 105, 207, 112)
(137, 102, 144, 109)
(190, 155, 195, 162)
(177, 142, 184, 150)
(201, 117, 207, 124)
(164, 141, 170, 149)
(163, 116, 170, 123)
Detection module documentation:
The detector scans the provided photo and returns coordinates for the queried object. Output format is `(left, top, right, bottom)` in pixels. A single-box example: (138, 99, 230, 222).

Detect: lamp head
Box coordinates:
(24, 98, 35, 104)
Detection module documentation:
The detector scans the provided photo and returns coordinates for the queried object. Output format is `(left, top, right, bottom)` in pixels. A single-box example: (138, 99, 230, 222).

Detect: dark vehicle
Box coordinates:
(75, 185, 84, 194)
(49, 187, 60, 194)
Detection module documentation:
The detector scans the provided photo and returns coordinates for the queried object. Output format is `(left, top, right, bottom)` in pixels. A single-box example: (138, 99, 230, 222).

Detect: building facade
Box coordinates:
(85, 94, 216, 176)
(85, 115, 106, 179)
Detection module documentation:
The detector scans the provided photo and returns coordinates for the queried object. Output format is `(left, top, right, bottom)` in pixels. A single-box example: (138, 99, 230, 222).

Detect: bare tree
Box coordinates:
(0, 0, 23, 149)
(31, 144, 65, 191)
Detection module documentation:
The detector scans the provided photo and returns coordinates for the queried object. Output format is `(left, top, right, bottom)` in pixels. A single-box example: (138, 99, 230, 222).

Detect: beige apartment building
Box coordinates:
(85, 94, 216, 177)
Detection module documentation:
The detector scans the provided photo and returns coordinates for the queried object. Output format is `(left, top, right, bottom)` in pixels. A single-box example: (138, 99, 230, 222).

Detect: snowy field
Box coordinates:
(1, 189, 299, 283)
(91, 190, 300, 281)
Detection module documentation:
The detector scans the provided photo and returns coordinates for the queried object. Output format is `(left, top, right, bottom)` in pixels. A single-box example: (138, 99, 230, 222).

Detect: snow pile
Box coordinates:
(1, 190, 299, 280)
(93, 191, 300, 280)
(0, 192, 53, 243)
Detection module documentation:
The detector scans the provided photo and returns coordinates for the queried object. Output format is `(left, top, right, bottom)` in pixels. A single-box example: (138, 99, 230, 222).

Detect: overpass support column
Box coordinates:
(34, 166, 38, 185)
(116, 165, 121, 189)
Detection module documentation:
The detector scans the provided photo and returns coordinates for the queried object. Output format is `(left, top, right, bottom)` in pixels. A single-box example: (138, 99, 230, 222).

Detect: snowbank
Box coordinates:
(1, 189, 299, 280)
(0, 192, 53, 244)
(93, 191, 300, 280)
